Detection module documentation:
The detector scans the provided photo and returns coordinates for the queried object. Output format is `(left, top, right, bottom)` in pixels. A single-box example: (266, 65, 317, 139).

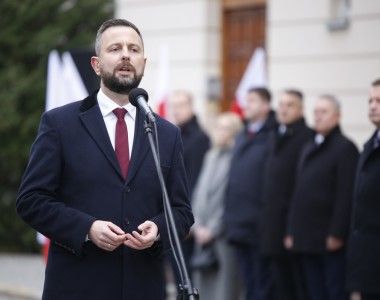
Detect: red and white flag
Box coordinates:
(231, 47, 267, 115)
(153, 44, 170, 118)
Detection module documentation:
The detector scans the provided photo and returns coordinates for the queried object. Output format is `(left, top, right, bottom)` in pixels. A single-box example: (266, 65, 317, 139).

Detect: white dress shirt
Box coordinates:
(314, 133, 325, 145)
(97, 89, 136, 157)
(247, 120, 264, 134)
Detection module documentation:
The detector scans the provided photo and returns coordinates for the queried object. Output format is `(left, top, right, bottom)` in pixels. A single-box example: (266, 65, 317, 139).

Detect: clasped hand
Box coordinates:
(88, 220, 158, 252)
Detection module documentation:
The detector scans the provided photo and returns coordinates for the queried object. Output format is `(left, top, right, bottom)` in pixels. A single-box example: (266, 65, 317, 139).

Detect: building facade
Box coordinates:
(116, 0, 380, 146)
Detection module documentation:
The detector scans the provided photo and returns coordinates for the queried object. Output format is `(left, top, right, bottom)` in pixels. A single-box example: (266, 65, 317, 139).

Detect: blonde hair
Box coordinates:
(217, 112, 243, 135)
(211, 112, 242, 147)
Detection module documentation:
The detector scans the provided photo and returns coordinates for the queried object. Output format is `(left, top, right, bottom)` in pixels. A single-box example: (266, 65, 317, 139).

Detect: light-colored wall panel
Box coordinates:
(269, 0, 380, 23)
(269, 57, 380, 95)
(116, 0, 209, 32)
(269, 18, 380, 58)
(269, 0, 329, 23)
(143, 31, 206, 63)
(142, 63, 206, 91)
(351, 0, 380, 16)
(140, 30, 220, 65)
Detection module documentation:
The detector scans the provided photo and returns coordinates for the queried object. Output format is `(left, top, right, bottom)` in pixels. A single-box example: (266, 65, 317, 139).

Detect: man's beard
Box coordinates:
(100, 68, 143, 95)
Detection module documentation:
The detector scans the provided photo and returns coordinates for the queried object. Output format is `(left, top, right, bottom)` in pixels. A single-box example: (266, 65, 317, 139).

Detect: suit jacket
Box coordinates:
(287, 126, 358, 254)
(260, 118, 313, 255)
(16, 92, 194, 300)
(179, 116, 210, 196)
(224, 112, 277, 246)
(347, 130, 380, 294)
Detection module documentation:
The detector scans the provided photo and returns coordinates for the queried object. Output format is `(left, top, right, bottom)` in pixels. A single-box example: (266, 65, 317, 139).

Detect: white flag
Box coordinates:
(45, 50, 63, 111)
(45, 50, 88, 111)
(233, 47, 267, 113)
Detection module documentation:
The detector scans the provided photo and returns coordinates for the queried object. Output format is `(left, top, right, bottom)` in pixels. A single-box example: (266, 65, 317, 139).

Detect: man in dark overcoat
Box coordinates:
(167, 90, 210, 276)
(347, 78, 380, 300)
(286, 95, 358, 300)
(224, 87, 277, 300)
(168, 90, 210, 195)
(260, 89, 313, 300)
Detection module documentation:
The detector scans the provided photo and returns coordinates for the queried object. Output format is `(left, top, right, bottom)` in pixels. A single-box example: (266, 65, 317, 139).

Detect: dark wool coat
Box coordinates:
(260, 118, 313, 255)
(224, 112, 277, 246)
(347, 130, 380, 295)
(179, 116, 210, 196)
(16, 93, 194, 300)
(287, 126, 358, 254)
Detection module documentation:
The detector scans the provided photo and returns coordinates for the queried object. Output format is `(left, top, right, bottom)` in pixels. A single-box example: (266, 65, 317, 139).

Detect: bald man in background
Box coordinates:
(167, 90, 210, 277)
(168, 90, 210, 195)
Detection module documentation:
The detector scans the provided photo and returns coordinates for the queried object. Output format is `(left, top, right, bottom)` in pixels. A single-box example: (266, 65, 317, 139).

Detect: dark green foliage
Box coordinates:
(0, 0, 113, 252)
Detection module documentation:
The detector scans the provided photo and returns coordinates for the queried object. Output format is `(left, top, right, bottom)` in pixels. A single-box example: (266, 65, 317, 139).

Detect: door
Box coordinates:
(222, 0, 266, 110)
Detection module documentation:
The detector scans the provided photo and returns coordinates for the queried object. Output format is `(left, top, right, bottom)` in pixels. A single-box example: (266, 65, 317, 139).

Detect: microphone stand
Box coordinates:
(144, 119, 199, 300)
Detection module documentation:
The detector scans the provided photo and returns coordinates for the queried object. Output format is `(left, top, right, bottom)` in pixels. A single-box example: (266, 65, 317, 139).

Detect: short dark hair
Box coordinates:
(95, 18, 143, 55)
(283, 89, 303, 101)
(247, 87, 271, 103)
(372, 78, 380, 87)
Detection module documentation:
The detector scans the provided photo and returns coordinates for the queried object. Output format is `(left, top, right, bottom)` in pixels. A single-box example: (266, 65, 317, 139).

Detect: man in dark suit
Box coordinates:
(16, 19, 193, 300)
(286, 95, 358, 300)
(224, 87, 277, 300)
(167, 90, 210, 276)
(347, 78, 380, 300)
(260, 89, 313, 300)
(168, 90, 210, 195)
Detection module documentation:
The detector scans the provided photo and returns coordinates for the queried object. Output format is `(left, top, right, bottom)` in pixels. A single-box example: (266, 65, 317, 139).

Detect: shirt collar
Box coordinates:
(247, 120, 264, 133)
(97, 88, 136, 120)
(278, 124, 287, 135)
(315, 133, 325, 145)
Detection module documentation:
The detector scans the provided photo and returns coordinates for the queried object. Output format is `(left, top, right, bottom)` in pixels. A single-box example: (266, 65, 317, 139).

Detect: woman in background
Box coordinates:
(192, 112, 242, 300)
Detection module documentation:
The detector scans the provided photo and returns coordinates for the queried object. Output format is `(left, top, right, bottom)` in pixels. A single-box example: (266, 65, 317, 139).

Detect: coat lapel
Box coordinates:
(125, 110, 150, 185)
(79, 94, 124, 180)
(359, 131, 379, 170)
(78, 93, 151, 183)
(302, 141, 319, 161)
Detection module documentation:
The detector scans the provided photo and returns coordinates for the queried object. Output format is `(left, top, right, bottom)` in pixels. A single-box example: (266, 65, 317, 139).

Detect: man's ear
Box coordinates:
(142, 57, 147, 76)
(90, 56, 100, 76)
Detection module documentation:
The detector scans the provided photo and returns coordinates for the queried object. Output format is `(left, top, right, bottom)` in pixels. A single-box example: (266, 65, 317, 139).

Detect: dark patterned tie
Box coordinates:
(113, 108, 129, 179)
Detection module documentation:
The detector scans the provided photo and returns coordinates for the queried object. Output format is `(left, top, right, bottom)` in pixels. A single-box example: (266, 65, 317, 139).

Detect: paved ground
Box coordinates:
(0, 253, 44, 300)
(0, 253, 360, 300)
(0, 253, 179, 300)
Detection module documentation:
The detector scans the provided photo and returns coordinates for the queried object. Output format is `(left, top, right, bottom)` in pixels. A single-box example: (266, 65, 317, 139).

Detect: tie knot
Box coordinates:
(113, 108, 127, 120)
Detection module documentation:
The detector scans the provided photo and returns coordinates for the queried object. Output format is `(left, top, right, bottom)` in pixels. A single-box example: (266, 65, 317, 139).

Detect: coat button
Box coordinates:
(125, 186, 131, 193)
(124, 218, 130, 225)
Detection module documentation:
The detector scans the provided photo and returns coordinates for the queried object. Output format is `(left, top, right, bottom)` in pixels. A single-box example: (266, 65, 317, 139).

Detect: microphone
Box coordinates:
(129, 88, 156, 123)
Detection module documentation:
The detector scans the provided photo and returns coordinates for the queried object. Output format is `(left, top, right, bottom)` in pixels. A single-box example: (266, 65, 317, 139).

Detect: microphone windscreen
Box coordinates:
(129, 88, 149, 107)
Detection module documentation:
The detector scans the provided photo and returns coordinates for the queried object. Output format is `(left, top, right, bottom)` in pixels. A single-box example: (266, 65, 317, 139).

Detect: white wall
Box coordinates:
(267, 0, 380, 147)
(115, 0, 379, 146)
(115, 0, 221, 117)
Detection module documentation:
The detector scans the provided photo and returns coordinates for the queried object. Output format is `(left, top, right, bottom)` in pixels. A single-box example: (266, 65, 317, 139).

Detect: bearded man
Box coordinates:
(16, 18, 193, 300)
